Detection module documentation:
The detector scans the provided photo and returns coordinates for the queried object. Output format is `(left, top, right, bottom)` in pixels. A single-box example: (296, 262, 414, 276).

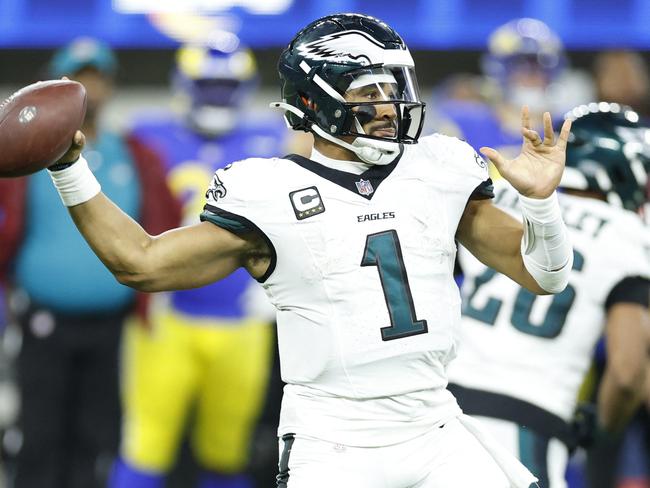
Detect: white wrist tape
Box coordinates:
(48, 156, 101, 207)
(519, 192, 573, 293)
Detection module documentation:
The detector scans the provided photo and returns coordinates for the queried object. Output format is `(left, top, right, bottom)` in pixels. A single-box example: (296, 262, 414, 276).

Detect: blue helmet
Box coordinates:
(482, 18, 566, 84)
(172, 32, 258, 137)
(560, 103, 650, 212)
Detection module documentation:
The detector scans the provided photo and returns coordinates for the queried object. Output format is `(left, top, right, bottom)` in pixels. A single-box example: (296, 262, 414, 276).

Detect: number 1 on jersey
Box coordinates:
(361, 230, 428, 341)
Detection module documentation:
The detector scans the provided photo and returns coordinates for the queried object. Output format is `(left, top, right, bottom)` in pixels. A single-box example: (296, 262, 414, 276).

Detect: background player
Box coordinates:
(109, 36, 282, 488)
(44, 13, 575, 487)
(430, 17, 586, 166)
(447, 104, 650, 488)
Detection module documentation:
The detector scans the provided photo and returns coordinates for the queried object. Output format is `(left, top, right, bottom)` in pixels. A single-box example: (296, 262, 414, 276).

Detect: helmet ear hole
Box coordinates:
(299, 94, 317, 111)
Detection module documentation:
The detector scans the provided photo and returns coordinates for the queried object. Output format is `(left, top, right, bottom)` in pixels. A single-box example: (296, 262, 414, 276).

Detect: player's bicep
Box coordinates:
(599, 296, 650, 432)
(604, 302, 649, 383)
(126, 221, 253, 292)
(604, 277, 650, 387)
(456, 199, 545, 293)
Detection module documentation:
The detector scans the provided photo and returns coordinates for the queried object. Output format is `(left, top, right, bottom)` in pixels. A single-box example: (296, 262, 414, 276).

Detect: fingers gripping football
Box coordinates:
(50, 131, 86, 170)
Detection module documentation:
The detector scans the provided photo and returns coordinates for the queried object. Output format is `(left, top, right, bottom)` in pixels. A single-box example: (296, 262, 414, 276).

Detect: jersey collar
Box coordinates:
(283, 145, 404, 200)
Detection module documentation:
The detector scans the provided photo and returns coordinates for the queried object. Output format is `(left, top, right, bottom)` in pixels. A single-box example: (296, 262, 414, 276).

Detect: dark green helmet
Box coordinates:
(561, 103, 650, 212)
(272, 13, 425, 164)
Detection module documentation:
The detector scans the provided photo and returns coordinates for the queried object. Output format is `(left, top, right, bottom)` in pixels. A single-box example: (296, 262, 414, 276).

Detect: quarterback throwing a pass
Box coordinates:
(47, 14, 572, 488)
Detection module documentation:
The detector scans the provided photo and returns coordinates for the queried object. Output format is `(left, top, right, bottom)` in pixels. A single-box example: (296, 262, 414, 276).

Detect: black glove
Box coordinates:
(569, 402, 598, 451)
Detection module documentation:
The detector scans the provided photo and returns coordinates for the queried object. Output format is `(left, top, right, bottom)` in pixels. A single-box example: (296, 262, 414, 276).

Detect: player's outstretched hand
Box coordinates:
(479, 106, 572, 199)
(49, 130, 86, 170)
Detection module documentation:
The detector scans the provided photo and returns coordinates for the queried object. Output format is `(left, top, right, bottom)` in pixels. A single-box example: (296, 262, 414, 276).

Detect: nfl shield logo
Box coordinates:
(355, 179, 374, 196)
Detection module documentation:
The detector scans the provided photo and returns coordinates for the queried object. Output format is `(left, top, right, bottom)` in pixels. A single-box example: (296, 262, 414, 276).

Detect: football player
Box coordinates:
(431, 18, 569, 167)
(447, 104, 650, 488)
(109, 36, 281, 488)
(46, 13, 574, 487)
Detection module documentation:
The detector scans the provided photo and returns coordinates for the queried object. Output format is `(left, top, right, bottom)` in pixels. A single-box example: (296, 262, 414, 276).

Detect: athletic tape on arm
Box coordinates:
(518, 192, 573, 293)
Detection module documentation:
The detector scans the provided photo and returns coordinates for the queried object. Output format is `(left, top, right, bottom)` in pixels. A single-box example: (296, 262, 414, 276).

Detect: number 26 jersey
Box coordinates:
(449, 180, 650, 422)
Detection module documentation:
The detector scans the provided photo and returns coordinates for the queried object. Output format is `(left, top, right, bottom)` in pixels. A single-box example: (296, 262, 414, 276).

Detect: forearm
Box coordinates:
(518, 192, 573, 293)
(460, 212, 541, 292)
(68, 192, 154, 283)
(457, 198, 561, 294)
(48, 156, 155, 283)
(598, 369, 645, 433)
(71, 199, 249, 290)
(48, 154, 264, 292)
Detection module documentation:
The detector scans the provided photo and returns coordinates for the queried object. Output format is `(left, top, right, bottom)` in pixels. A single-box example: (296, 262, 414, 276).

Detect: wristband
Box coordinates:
(47, 155, 101, 207)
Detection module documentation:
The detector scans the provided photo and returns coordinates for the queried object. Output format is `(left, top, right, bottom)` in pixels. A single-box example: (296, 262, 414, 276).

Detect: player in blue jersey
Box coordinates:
(430, 18, 569, 170)
(108, 34, 284, 488)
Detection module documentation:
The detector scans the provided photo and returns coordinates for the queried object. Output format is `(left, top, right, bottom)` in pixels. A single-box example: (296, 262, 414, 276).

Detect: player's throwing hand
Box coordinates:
(479, 106, 572, 199)
(51, 130, 86, 168)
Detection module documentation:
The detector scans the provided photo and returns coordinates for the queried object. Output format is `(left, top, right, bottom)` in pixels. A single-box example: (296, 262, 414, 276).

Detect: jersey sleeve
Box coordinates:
(199, 158, 261, 235)
(199, 158, 278, 282)
(470, 178, 495, 200)
(597, 212, 650, 306)
(453, 138, 494, 200)
(420, 134, 493, 201)
(200, 162, 255, 234)
(605, 276, 650, 309)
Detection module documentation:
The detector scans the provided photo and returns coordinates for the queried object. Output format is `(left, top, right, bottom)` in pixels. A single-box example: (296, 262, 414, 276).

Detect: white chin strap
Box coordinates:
(270, 101, 400, 166)
(350, 137, 400, 166)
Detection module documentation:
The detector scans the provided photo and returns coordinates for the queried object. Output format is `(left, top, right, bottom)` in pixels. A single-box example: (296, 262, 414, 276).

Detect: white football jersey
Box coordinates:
(448, 180, 650, 422)
(202, 134, 491, 445)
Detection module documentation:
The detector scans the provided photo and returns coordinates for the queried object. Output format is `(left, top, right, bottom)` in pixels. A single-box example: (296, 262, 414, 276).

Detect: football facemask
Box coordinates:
(340, 66, 425, 144)
(273, 13, 426, 165)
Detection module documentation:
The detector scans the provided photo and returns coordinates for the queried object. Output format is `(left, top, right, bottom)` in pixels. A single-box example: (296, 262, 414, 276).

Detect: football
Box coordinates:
(0, 80, 86, 177)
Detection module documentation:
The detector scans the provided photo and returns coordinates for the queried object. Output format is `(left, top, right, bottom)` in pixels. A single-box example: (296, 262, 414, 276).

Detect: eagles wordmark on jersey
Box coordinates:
(201, 134, 492, 446)
(45, 12, 575, 488)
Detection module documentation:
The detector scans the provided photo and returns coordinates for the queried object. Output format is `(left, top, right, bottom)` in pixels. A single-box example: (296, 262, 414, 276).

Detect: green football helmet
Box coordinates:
(561, 103, 650, 212)
(271, 13, 425, 165)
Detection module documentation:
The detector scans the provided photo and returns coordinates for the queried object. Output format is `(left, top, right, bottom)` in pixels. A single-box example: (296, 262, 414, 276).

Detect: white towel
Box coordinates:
(458, 414, 539, 488)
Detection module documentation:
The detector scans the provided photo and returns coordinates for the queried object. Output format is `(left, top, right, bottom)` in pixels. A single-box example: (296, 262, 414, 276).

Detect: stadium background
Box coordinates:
(0, 0, 648, 487)
(2, 0, 650, 120)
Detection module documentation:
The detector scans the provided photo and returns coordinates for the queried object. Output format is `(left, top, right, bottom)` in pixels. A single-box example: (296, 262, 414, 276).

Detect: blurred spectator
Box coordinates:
(109, 33, 282, 488)
(437, 73, 489, 103)
(0, 37, 179, 488)
(448, 105, 650, 488)
(593, 50, 650, 117)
